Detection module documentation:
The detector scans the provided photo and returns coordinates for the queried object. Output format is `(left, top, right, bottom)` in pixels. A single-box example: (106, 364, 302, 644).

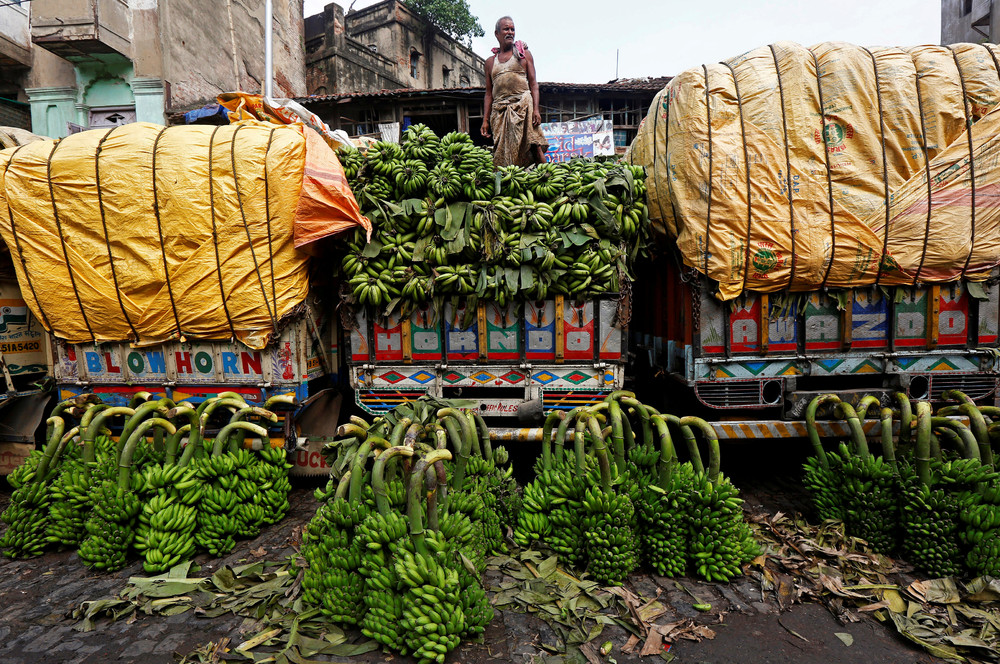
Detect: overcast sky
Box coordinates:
(302, 0, 943, 83)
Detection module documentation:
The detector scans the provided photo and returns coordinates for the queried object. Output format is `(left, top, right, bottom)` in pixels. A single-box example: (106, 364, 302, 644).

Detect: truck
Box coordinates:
(629, 259, 999, 440)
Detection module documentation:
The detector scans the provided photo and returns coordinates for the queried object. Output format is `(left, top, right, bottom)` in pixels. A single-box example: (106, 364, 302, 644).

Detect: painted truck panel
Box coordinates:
(0, 279, 46, 376)
(50, 313, 338, 407)
(348, 297, 627, 416)
(635, 259, 1000, 415)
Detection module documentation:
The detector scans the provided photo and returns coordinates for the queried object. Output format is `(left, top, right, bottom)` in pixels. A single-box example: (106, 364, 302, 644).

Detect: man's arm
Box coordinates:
(481, 57, 494, 137)
(524, 50, 541, 127)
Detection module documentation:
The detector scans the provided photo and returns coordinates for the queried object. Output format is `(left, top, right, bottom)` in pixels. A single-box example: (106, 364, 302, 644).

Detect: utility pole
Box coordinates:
(616, 48, 619, 80)
(264, 0, 274, 98)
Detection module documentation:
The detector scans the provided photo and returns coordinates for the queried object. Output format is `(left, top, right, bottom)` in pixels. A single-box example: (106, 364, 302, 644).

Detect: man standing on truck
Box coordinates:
(480, 16, 549, 167)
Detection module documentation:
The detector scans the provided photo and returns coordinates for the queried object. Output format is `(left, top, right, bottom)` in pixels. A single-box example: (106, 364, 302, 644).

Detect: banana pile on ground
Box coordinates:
(338, 124, 649, 313)
(0, 416, 67, 558)
(804, 391, 1000, 578)
(300, 397, 508, 663)
(0, 392, 297, 574)
(515, 392, 758, 585)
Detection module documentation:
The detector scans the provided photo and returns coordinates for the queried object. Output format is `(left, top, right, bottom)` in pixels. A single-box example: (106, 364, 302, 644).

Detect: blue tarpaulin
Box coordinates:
(183, 104, 229, 124)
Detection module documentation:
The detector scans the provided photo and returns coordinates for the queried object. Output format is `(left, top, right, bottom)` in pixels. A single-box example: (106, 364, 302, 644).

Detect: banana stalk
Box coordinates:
(879, 407, 898, 471)
(931, 418, 980, 461)
(916, 402, 932, 487)
(835, 402, 870, 457)
(806, 394, 841, 470)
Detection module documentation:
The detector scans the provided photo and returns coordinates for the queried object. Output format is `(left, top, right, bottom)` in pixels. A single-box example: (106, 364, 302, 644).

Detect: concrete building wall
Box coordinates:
(0, 3, 30, 71)
(159, 0, 306, 110)
(347, 1, 484, 88)
(22, 0, 306, 137)
(305, 2, 403, 95)
(941, 0, 999, 43)
(305, 1, 484, 95)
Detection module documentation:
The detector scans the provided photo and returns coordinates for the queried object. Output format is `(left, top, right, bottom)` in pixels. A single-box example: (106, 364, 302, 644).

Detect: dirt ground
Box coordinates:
(0, 456, 945, 664)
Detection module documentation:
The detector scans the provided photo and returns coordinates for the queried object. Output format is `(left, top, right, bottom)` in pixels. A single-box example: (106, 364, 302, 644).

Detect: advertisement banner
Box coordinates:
(541, 117, 614, 162)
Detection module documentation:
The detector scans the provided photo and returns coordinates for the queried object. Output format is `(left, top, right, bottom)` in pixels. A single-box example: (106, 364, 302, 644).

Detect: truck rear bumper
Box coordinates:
(489, 417, 957, 443)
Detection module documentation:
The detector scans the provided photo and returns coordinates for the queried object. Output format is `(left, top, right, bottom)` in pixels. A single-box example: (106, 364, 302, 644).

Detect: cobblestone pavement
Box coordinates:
(0, 471, 938, 664)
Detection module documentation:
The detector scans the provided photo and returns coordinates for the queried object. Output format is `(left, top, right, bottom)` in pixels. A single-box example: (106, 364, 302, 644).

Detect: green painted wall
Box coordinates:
(28, 54, 165, 138)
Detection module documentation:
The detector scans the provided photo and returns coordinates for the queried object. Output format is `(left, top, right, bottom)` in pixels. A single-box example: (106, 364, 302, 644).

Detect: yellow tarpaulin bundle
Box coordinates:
(628, 41, 1000, 301)
(0, 120, 369, 348)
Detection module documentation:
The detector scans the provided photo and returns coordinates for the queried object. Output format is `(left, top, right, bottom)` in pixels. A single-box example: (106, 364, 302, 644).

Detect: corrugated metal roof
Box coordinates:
(296, 78, 669, 104)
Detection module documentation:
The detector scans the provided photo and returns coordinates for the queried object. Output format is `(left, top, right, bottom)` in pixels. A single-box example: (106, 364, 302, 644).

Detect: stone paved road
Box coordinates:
(0, 475, 940, 664)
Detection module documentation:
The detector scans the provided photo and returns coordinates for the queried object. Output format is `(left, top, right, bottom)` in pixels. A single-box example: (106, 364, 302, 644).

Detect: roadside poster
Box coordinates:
(541, 117, 614, 162)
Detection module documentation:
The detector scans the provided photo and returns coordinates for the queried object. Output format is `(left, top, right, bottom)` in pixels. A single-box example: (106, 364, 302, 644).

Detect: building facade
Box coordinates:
(305, 0, 485, 96)
(941, 0, 998, 43)
(297, 78, 666, 152)
(0, 0, 307, 139)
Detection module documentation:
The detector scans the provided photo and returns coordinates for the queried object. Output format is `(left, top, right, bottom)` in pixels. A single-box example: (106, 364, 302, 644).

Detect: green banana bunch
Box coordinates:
(627, 445, 660, 486)
(514, 477, 553, 546)
(439, 130, 472, 149)
(582, 483, 637, 585)
(496, 164, 528, 196)
(349, 270, 397, 306)
(358, 510, 410, 651)
(640, 462, 693, 577)
(303, 442, 374, 625)
(900, 479, 966, 577)
(77, 479, 141, 571)
(442, 142, 478, 174)
(193, 453, 240, 556)
(365, 141, 403, 177)
(462, 457, 507, 554)
(392, 159, 429, 198)
(520, 201, 555, 232)
(396, 536, 466, 664)
(400, 272, 433, 303)
(686, 471, 755, 582)
(427, 163, 462, 201)
(233, 450, 269, 538)
(355, 173, 393, 202)
(456, 561, 493, 638)
(302, 496, 371, 624)
(967, 531, 1000, 576)
(2, 417, 71, 559)
(7, 449, 44, 489)
(258, 445, 293, 524)
(135, 489, 198, 573)
(442, 493, 487, 570)
(0, 473, 54, 558)
(546, 476, 587, 567)
(402, 123, 442, 164)
(45, 458, 93, 549)
(529, 163, 565, 201)
(433, 264, 476, 295)
(463, 167, 495, 201)
(802, 454, 844, 521)
(962, 482, 1000, 575)
(550, 197, 591, 227)
(836, 443, 905, 554)
(336, 146, 364, 180)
